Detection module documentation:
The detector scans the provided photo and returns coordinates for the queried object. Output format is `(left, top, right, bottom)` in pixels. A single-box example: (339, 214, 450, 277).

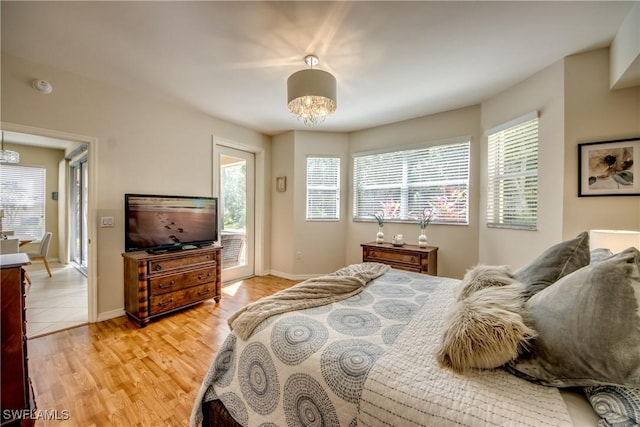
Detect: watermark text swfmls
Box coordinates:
(2, 409, 71, 421)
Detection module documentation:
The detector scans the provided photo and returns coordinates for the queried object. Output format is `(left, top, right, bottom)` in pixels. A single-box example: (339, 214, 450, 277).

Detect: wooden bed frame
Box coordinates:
(203, 399, 241, 427)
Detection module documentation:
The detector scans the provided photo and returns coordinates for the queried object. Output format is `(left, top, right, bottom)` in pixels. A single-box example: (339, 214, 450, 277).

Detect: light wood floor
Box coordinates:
(28, 275, 297, 426)
(25, 261, 88, 338)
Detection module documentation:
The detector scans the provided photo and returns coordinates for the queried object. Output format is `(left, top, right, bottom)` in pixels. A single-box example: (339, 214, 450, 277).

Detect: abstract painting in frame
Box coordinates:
(578, 137, 640, 197)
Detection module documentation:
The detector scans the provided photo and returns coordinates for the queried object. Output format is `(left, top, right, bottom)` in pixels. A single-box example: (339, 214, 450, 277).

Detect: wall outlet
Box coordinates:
(100, 216, 115, 228)
(296, 251, 303, 260)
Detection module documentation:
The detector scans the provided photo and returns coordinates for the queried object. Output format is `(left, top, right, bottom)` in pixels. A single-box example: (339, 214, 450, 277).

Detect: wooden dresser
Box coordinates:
(122, 246, 222, 327)
(361, 242, 438, 276)
(1, 253, 36, 427)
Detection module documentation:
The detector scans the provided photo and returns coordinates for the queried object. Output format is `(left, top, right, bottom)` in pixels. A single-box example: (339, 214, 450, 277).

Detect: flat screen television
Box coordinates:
(124, 193, 218, 253)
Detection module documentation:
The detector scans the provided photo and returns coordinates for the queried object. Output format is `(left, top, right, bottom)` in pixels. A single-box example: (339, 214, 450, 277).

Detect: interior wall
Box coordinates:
(292, 131, 350, 276)
(563, 48, 640, 237)
(347, 105, 482, 279)
(270, 132, 295, 276)
(270, 130, 350, 279)
(479, 59, 565, 269)
(1, 142, 64, 261)
(1, 53, 271, 319)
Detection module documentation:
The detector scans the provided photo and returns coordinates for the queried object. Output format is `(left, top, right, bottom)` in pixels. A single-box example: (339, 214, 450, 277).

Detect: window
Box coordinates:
(487, 112, 539, 229)
(0, 164, 47, 239)
(353, 138, 470, 224)
(306, 156, 340, 220)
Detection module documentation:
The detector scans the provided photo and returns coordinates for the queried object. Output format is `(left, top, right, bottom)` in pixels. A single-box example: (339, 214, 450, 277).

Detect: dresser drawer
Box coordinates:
(123, 246, 222, 327)
(149, 267, 214, 296)
(148, 252, 215, 273)
(388, 263, 422, 273)
(150, 283, 216, 315)
(361, 242, 438, 276)
(366, 249, 421, 266)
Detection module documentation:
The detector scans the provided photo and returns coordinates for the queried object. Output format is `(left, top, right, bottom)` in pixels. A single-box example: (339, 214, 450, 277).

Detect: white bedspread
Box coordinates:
(357, 278, 574, 427)
(191, 269, 578, 427)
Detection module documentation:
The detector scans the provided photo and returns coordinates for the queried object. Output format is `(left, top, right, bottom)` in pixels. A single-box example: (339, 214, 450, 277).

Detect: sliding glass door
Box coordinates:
(218, 146, 255, 281)
(70, 155, 88, 275)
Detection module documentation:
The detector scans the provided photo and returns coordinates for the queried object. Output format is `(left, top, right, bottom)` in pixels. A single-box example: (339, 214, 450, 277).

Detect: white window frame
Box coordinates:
(0, 164, 47, 239)
(486, 111, 539, 230)
(306, 155, 340, 221)
(353, 137, 470, 225)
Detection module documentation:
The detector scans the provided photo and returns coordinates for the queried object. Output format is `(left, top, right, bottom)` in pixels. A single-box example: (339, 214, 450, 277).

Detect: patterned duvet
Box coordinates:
(190, 268, 574, 427)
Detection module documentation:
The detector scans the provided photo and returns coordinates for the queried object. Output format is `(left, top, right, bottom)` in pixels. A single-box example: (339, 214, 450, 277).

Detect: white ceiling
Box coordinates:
(1, 1, 635, 136)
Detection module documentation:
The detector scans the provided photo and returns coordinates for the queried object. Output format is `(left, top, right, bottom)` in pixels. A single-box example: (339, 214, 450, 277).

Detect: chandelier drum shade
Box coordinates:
(287, 55, 337, 126)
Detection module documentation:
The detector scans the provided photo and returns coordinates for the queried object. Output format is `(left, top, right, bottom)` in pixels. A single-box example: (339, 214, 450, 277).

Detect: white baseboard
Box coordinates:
(96, 308, 126, 322)
(265, 270, 319, 281)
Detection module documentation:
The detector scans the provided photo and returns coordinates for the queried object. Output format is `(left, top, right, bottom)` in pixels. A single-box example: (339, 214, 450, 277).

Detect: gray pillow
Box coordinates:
(590, 247, 614, 264)
(513, 231, 590, 297)
(507, 247, 640, 387)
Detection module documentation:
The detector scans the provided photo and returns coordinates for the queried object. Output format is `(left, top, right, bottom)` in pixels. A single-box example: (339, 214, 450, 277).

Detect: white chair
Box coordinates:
(26, 231, 53, 277)
(0, 238, 19, 254)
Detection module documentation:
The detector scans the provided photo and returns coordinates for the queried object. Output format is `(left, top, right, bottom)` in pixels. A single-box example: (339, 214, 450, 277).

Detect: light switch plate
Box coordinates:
(100, 216, 115, 227)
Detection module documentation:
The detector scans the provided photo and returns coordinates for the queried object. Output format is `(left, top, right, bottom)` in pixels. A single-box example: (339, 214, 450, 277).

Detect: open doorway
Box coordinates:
(218, 146, 255, 282)
(0, 125, 95, 336)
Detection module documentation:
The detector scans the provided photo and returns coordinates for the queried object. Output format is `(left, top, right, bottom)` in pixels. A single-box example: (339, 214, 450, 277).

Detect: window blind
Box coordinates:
(487, 114, 539, 229)
(0, 164, 46, 239)
(353, 139, 470, 224)
(306, 156, 340, 220)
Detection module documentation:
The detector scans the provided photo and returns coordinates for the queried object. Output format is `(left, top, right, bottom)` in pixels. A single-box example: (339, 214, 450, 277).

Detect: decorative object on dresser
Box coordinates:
(122, 246, 222, 327)
(372, 212, 385, 243)
(361, 241, 438, 275)
(417, 207, 434, 248)
(1, 253, 36, 427)
(391, 233, 404, 246)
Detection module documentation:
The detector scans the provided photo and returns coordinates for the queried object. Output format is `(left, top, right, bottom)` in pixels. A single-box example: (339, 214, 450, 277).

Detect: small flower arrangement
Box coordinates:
(372, 212, 385, 227)
(418, 207, 434, 230)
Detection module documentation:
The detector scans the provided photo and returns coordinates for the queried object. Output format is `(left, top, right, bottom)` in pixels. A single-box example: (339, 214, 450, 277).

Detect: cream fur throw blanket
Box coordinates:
(228, 262, 390, 340)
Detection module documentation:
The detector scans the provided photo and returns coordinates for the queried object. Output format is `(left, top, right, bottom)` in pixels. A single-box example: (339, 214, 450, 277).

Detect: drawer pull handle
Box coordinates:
(198, 273, 212, 280)
(158, 299, 174, 307)
(154, 264, 163, 271)
(198, 289, 211, 296)
(158, 281, 175, 289)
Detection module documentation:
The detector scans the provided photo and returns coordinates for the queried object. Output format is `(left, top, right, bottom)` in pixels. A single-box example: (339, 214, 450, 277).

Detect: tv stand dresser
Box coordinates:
(122, 246, 222, 327)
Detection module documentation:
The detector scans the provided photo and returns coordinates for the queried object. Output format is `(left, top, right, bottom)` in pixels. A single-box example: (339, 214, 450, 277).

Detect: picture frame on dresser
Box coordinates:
(578, 137, 640, 197)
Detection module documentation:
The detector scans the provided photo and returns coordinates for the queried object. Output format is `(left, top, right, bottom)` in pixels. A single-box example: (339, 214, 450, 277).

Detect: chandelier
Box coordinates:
(287, 55, 337, 126)
(0, 131, 20, 164)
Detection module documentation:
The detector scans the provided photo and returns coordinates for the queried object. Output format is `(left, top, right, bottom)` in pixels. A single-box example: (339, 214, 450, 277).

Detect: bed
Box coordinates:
(190, 232, 640, 427)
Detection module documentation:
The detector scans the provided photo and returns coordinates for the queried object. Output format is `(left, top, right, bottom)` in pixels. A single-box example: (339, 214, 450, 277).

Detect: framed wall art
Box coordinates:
(578, 137, 640, 197)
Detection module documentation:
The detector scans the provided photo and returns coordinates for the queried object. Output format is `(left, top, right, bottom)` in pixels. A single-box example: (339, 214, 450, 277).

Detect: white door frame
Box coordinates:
(1, 122, 98, 323)
(213, 136, 266, 278)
